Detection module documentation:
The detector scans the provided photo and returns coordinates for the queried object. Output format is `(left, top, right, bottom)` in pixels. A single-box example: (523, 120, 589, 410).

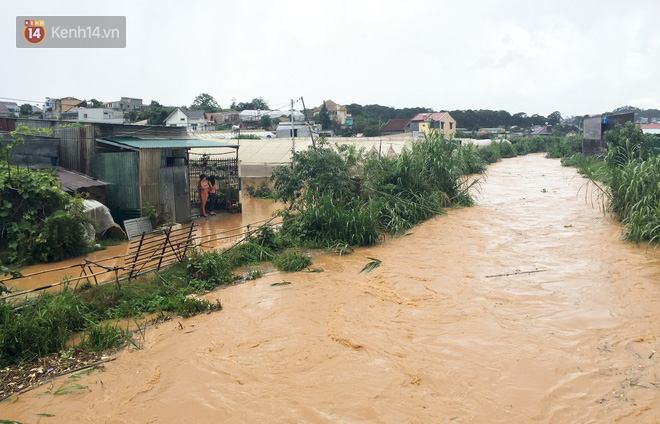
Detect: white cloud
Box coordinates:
(0, 0, 658, 116)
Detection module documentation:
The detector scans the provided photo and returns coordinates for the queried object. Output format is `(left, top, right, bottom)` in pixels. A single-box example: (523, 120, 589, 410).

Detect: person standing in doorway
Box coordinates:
(199, 174, 210, 217)
(208, 175, 217, 216)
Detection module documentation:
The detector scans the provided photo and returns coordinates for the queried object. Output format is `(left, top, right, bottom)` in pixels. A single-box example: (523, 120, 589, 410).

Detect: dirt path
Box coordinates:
(3, 154, 659, 423)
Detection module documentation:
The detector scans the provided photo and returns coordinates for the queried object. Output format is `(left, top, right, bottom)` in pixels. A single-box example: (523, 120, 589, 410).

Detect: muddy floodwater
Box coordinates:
(3, 154, 660, 423)
(4, 197, 282, 293)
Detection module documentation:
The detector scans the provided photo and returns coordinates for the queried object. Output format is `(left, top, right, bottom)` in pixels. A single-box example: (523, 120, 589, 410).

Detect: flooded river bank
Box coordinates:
(3, 154, 659, 423)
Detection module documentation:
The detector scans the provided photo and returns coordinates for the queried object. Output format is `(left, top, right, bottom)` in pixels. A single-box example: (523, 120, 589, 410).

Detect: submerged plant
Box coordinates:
(271, 250, 312, 272)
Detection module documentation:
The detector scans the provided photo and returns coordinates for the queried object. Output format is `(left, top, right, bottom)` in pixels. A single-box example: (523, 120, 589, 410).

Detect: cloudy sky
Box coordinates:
(2, 0, 659, 117)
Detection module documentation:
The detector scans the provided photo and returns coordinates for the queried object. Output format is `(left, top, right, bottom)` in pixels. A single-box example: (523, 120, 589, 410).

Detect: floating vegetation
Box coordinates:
(359, 258, 382, 274)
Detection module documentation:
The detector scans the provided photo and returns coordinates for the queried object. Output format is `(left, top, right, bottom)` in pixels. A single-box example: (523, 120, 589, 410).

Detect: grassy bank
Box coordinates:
(563, 123, 660, 244)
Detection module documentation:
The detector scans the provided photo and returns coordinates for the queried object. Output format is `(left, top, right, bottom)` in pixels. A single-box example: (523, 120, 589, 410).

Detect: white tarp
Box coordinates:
(82, 199, 124, 239)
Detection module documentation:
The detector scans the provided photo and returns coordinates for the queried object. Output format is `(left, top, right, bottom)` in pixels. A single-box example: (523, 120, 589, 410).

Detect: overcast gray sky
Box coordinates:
(2, 0, 659, 117)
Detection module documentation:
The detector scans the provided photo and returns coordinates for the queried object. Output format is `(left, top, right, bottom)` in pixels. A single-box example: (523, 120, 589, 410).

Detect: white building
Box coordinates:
(641, 124, 660, 134)
(63, 108, 124, 123)
(104, 97, 144, 111)
(164, 108, 210, 131)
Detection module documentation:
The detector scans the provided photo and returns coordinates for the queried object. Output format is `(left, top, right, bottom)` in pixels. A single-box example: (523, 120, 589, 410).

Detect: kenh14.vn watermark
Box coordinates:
(16, 16, 125, 48)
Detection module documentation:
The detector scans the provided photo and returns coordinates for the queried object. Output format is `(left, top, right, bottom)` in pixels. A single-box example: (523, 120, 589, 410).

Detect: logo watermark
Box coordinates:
(16, 16, 125, 48)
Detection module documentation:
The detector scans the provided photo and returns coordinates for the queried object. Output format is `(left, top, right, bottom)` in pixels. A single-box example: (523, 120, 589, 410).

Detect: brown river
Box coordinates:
(2, 154, 660, 423)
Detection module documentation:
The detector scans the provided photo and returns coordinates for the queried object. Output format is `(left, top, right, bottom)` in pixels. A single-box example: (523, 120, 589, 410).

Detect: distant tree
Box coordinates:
(190, 93, 220, 112)
(548, 111, 562, 125)
(259, 114, 272, 130)
(363, 126, 380, 137)
(319, 103, 332, 130)
(231, 97, 269, 112)
(138, 104, 175, 125)
(88, 99, 103, 108)
(251, 97, 269, 111)
(19, 104, 33, 117)
(125, 110, 140, 122)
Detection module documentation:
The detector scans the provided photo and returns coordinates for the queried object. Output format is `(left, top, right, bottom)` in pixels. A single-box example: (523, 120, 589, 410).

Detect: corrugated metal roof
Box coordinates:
(103, 137, 239, 149)
(56, 167, 109, 192)
(380, 118, 411, 132)
(411, 112, 449, 122)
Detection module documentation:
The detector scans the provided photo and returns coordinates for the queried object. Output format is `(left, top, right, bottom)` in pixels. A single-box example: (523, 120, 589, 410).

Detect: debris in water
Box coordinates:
(359, 258, 382, 274)
(270, 281, 291, 287)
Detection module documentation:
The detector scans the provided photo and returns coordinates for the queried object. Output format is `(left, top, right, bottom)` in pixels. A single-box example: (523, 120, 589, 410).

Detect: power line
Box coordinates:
(0, 96, 45, 104)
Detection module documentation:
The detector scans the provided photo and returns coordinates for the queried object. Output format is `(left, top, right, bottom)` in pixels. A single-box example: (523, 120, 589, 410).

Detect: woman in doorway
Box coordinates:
(198, 174, 210, 217)
(208, 175, 217, 216)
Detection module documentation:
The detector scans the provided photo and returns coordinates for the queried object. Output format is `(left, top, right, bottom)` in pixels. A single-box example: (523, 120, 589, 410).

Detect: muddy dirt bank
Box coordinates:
(2, 154, 659, 423)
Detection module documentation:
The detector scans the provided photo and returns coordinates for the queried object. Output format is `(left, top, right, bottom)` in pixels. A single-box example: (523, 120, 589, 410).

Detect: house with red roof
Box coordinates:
(379, 118, 412, 135)
(641, 123, 660, 134)
(408, 112, 456, 138)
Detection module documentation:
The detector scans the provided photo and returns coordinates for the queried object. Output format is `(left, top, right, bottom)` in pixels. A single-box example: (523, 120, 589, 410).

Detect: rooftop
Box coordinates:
(411, 112, 448, 122)
(380, 118, 411, 132)
(99, 137, 239, 149)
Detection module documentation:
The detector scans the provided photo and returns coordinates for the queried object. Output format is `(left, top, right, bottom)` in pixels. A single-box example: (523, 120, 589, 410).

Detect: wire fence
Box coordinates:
(0, 216, 282, 301)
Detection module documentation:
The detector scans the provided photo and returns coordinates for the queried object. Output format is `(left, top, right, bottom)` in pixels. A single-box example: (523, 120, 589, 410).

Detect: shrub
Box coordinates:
(272, 250, 312, 272)
(32, 200, 92, 262)
(477, 144, 501, 164)
(185, 250, 234, 288)
(226, 241, 273, 267)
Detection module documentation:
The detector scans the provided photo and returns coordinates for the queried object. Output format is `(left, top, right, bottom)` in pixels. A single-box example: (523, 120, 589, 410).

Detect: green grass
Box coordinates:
(271, 250, 312, 272)
(0, 250, 234, 367)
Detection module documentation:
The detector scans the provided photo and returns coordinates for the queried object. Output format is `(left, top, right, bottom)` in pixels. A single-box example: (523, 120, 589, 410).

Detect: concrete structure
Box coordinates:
(0, 101, 20, 117)
(313, 100, 347, 125)
(44, 97, 84, 119)
(407, 112, 456, 138)
(275, 122, 319, 138)
(164, 108, 210, 131)
(63, 108, 124, 124)
(104, 97, 144, 111)
(583, 112, 635, 155)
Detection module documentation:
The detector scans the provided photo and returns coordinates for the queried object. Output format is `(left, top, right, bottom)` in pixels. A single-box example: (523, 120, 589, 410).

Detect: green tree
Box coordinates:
(191, 93, 220, 112)
(259, 114, 273, 130)
(1, 125, 91, 264)
(19, 104, 33, 117)
(548, 111, 562, 125)
(88, 99, 103, 108)
(125, 110, 140, 122)
(319, 103, 332, 130)
(138, 103, 175, 125)
(363, 126, 380, 137)
(231, 97, 269, 112)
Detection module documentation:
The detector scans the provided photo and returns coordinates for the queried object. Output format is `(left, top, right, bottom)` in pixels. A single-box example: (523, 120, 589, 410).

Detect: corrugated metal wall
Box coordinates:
(53, 125, 95, 173)
(138, 149, 162, 214)
(92, 152, 140, 222)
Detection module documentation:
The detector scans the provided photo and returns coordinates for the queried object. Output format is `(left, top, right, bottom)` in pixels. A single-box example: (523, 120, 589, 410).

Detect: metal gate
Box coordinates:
(189, 153, 240, 216)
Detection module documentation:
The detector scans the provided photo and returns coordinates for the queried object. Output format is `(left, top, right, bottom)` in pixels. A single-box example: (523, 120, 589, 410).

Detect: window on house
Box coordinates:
(441, 122, 445, 130)
(83, 113, 88, 118)
(181, 118, 185, 121)
(450, 122, 453, 129)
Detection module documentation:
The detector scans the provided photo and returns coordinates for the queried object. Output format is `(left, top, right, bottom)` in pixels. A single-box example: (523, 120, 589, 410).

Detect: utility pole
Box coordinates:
(291, 99, 295, 166)
(300, 96, 316, 148)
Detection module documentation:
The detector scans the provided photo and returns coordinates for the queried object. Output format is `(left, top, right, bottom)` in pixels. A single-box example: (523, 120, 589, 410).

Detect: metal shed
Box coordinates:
(94, 137, 239, 224)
